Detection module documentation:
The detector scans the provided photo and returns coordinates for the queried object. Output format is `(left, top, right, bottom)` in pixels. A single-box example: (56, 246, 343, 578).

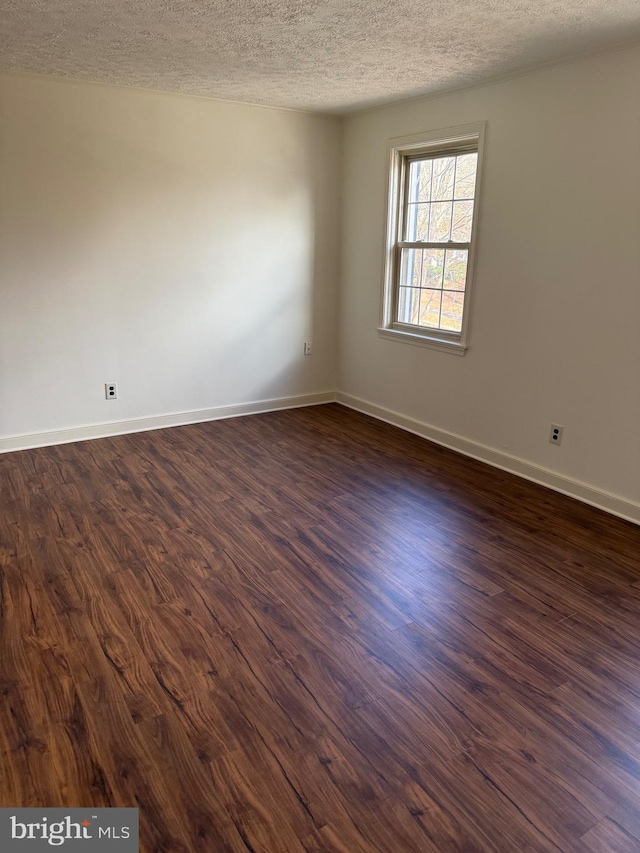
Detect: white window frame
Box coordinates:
(378, 122, 486, 355)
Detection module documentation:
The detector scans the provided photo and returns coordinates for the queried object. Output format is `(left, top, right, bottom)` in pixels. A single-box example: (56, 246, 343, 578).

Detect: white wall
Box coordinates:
(339, 46, 640, 512)
(0, 74, 341, 441)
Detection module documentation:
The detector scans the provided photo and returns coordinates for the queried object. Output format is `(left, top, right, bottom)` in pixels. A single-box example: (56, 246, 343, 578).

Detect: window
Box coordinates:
(379, 123, 485, 354)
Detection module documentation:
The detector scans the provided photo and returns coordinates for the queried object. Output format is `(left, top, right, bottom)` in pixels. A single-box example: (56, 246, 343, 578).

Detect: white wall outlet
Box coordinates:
(105, 382, 118, 400)
(549, 424, 563, 445)
(304, 342, 312, 356)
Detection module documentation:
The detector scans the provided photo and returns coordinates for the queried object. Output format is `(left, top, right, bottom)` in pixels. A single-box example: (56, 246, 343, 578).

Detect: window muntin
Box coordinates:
(380, 124, 484, 353)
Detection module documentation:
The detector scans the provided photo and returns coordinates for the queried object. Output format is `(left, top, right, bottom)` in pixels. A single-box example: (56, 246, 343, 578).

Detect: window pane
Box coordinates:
(398, 287, 420, 325)
(405, 203, 430, 241)
(408, 159, 432, 203)
(399, 248, 422, 288)
(407, 161, 420, 205)
(443, 249, 468, 291)
(428, 202, 453, 242)
(405, 202, 417, 241)
(431, 156, 456, 201)
(454, 153, 478, 199)
(397, 251, 466, 332)
(419, 289, 442, 328)
(440, 292, 464, 332)
(422, 249, 445, 288)
(451, 200, 474, 242)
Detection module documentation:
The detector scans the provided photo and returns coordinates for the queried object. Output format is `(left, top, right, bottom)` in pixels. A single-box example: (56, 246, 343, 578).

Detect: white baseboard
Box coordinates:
(3, 389, 638, 527)
(0, 391, 336, 454)
(336, 392, 640, 527)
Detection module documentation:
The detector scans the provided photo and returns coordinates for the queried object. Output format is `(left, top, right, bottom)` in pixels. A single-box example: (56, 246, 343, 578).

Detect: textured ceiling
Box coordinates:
(1, 0, 640, 112)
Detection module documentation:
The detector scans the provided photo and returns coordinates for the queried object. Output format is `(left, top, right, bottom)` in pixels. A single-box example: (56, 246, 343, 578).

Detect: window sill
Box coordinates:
(377, 327, 467, 355)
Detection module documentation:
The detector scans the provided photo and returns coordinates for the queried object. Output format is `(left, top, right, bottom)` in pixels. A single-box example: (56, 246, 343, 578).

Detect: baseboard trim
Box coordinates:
(0, 391, 337, 454)
(336, 392, 640, 527)
(4, 390, 638, 527)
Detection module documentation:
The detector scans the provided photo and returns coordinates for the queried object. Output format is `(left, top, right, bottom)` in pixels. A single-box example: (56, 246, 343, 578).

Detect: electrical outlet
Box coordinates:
(549, 424, 563, 445)
(304, 342, 312, 356)
(105, 382, 118, 400)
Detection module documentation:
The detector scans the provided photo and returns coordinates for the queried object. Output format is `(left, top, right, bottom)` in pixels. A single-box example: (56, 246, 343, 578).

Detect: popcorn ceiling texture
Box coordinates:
(2, 0, 640, 111)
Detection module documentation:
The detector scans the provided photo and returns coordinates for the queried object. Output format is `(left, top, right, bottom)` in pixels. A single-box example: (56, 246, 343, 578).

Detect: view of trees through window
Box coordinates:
(397, 152, 477, 333)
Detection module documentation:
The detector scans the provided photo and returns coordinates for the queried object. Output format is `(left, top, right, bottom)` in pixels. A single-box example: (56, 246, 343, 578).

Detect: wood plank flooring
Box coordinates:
(1, 403, 640, 852)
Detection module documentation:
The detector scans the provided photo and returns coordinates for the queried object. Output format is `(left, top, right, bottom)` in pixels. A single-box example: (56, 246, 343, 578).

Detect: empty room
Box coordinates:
(1, 1, 640, 851)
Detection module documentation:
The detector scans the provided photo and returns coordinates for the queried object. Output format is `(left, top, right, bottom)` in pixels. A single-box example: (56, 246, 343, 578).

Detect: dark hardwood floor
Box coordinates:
(1, 403, 640, 852)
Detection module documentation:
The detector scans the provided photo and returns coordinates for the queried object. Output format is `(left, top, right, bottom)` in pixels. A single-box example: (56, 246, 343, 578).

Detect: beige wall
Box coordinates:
(0, 74, 341, 440)
(339, 46, 640, 510)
